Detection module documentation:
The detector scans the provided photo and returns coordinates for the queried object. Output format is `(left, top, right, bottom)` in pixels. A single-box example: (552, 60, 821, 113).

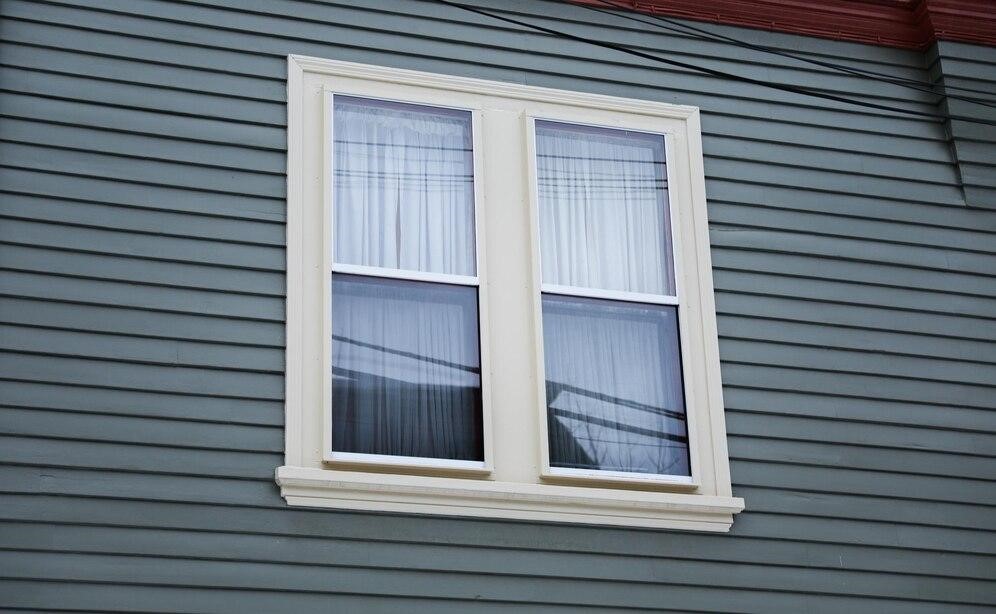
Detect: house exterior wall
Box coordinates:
(930, 40, 996, 208)
(0, 0, 994, 611)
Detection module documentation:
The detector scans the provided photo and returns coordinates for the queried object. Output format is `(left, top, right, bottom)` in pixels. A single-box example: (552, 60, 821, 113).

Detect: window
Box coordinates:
(534, 121, 689, 485)
(281, 56, 743, 531)
(326, 96, 490, 471)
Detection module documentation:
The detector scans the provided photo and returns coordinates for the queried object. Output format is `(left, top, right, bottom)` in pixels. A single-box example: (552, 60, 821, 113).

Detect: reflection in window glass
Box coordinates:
(536, 119, 687, 478)
(333, 95, 476, 276)
(331, 274, 484, 461)
(536, 120, 674, 296)
(542, 294, 689, 476)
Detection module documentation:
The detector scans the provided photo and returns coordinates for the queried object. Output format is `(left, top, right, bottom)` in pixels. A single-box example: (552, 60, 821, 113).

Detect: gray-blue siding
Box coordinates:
(1, 0, 995, 611)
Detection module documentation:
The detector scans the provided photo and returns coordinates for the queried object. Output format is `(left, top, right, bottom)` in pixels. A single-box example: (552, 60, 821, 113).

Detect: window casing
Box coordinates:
(281, 56, 743, 531)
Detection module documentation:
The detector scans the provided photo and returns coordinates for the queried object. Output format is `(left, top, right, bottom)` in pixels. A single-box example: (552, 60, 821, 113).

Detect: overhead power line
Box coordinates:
(584, 0, 996, 109)
(432, 0, 996, 127)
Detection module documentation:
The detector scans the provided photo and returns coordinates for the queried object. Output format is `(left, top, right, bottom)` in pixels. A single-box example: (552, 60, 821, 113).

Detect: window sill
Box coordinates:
(541, 465, 699, 490)
(276, 465, 744, 532)
(323, 452, 491, 476)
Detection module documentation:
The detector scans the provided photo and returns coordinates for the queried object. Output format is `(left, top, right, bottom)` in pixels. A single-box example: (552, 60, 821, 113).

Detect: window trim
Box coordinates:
(320, 89, 494, 475)
(281, 55, 743, 532)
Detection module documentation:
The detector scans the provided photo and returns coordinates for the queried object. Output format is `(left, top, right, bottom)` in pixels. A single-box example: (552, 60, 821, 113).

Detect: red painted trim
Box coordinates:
(571, 0, 996, 49)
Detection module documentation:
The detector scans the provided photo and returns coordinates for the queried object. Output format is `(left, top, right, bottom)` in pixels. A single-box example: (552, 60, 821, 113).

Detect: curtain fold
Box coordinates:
(333, 95, 476, 276)
(542, 295, 688, 476)
(331, 274, 484, 461)
(535, 120, 674, 295)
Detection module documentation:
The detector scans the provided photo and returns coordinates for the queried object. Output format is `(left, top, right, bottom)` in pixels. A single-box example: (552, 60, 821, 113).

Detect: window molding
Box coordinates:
(282, 54, 744, 531)
(277, 465, 742, 532)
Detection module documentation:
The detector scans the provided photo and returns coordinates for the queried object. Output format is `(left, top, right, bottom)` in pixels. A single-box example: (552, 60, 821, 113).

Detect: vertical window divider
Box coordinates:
(663, 131, 703, 488)
(321, 88, 335, 467)
(524, 114, 552, 486)
(470, 106, 497, 476)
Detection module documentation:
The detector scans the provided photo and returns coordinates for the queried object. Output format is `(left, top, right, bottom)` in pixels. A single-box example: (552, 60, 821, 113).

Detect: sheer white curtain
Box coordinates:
(536, 120, 674, 295)
(329, 96, 482, 461)
(333, 96, 476, 276)
(331, 275, 483, 461)
(542, 295, 688, 475)
(537, 121, 688, 476)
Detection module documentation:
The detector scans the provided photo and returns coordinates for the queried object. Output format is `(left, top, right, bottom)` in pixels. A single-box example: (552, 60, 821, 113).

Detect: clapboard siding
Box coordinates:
(1, 0, 995, 611)
(2, 490, 995, 577)
(0, 380, 282, 425)
(5, 406, 995, 481)
(929, 40, 996, 209)
(4, 522, 992, 594)
(3, 478, 992, 568)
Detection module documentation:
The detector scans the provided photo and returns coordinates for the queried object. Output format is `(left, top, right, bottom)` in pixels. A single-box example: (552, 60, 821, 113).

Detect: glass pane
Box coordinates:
(542, 294, 689, 476)
(535, 120, 675, 295)
(331, 274, 483, 461)
(333, 95, 476, 276)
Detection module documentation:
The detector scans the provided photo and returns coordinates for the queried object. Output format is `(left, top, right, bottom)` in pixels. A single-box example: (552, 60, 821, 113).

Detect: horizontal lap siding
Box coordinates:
(1, 0, 995, 611)
(931, 41, 996, 209)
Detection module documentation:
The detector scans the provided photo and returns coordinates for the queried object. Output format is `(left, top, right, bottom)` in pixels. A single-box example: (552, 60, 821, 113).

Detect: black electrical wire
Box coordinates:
(597, 2, 996, 99)
(583, 0, 996, 108)
(441, 0, 996, 122)
(432, 0, 996, 126)
(585, 0, 996, 101)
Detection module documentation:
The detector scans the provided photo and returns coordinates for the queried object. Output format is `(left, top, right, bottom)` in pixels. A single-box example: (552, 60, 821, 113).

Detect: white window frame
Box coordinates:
(321, 90, 493, 475)
(527, 115, 697, 489)
(280, 55, 744, 532)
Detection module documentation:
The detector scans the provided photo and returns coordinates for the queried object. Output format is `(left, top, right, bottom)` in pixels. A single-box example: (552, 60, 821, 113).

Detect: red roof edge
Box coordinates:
(570, 0, 996, 49)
